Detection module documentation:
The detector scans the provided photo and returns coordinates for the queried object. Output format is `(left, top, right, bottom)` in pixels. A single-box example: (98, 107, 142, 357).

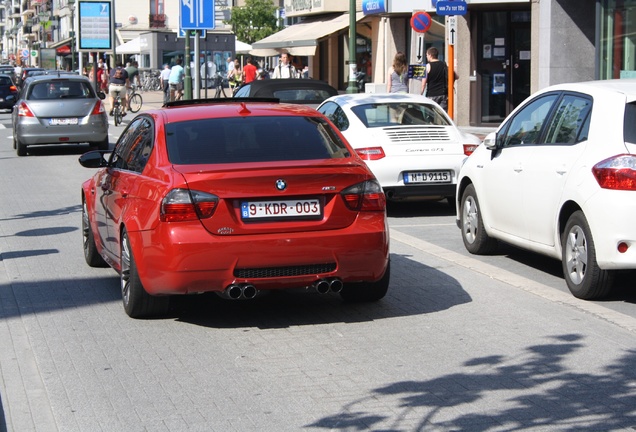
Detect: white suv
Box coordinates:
(456, 79, 636, 300)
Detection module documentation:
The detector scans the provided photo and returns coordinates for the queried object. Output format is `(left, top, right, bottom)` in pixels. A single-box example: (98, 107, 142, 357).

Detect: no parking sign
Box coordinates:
(410, 11, 432, 33)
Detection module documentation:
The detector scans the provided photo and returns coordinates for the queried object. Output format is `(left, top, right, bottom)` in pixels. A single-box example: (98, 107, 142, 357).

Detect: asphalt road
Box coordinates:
(1, 100, 635, 432)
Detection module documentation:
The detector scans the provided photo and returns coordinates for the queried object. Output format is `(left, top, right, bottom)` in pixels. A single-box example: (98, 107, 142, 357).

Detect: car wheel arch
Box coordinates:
(557, 200, 583, 248)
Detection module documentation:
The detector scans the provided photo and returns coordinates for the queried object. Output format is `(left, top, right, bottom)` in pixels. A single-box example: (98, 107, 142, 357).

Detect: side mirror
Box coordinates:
(79, 150, 109, 168)
(97, 91, 106, 100)
(483, 132, 498, 150)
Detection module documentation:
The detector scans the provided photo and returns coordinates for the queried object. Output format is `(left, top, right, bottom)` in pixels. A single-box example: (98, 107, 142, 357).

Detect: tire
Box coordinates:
(114, 108, 122, 127)
(120, 228, 169, 318)
(15, 136, 27, 156)
(82, 201, 108, 267)
(340, 261, 390, 302)
(460, 183, 497, 254)
(128, 93, 143, 113)
(561, 211, 614, 300)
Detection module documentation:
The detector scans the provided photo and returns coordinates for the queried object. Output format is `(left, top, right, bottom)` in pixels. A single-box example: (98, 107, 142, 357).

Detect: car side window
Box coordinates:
(544, 94, 592, 144)
(501, 94, 558, 147)
(318, 102, 349, 131)
(126, 118, 154, 173)
(111, 118, 144, 171)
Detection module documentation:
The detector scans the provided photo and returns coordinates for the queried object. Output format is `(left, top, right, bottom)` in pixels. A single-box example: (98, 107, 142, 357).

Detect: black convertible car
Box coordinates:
(233, 79, 338, 108)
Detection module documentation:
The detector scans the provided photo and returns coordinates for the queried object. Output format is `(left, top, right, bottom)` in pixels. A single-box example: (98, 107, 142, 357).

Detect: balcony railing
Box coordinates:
(149, 13, 166, 28)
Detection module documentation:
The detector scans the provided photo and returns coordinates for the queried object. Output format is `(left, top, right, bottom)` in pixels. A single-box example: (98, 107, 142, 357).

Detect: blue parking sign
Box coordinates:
(180, 0, 215, 30)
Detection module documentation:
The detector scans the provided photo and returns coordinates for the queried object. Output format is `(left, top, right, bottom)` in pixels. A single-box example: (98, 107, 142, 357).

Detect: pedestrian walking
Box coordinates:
(386, 51, 409, 93)
(242, 56, 258, 84)
(168, 58, 185, 101)
(160, 63, 171, 104)
(271, 52, 297, 79)
(420, 47, 449, 111)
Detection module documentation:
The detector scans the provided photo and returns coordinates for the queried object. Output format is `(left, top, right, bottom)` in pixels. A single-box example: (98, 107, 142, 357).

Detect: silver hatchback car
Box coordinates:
(12, 74, 109, 156)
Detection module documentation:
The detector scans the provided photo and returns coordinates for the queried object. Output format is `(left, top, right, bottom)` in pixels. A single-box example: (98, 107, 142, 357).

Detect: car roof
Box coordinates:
(24, 74, 91, 83)
(538, 78, 636, 102)
(148, 99, 325, 123)
(320, 93, 442, 108)
(246, 79, 338, 94)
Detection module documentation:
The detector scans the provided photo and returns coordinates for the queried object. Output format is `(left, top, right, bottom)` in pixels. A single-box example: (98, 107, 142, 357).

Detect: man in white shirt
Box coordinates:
(226, 56, 234, 78)
(271, 53, 297, 79)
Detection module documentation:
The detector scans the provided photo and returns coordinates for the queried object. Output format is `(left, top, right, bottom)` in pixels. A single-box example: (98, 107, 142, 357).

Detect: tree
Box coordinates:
(224, 0, 279, 45)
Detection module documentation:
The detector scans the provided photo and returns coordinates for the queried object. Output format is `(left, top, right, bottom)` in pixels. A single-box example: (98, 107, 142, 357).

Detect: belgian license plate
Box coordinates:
(49, 118, 79, 126)
(404, 171, 451, 184)
(241, 199, 321, 219)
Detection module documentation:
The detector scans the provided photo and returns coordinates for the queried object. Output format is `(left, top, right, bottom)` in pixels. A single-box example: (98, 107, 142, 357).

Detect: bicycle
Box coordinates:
(127, 84, 143, 113)
(213, 72, 228, 98)
(112, 95, 124, 127)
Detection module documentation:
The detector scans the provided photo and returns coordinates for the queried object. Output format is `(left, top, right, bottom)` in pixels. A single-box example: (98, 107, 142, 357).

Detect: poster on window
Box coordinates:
(492, 73, 505, 94)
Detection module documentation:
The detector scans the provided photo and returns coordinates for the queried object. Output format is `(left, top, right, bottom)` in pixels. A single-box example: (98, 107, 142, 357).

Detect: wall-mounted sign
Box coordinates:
(78, 1, 113, 51)
(410, 11, 432, 33)
(362, 0, 386, 15)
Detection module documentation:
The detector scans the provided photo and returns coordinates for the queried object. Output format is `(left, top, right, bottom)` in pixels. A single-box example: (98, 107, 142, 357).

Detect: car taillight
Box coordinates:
(160, 189, 219, 222)
(91, 100, 106, 116)
(463, 144, 479, 156)
(17, 101, 34, 117)
(341, 180, 386, 212)
(9, 85, 17, 92)
(356, 147, 385, 161)
(592, 154, 636, 190)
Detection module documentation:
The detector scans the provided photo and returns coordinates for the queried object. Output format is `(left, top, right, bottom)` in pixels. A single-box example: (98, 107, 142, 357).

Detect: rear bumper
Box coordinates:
(128, 215, 390, 295)
(16, 115, 108, 145)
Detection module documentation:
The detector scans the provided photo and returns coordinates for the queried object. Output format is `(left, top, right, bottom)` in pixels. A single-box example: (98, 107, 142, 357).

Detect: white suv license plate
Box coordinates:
(404, 171, 451, 184)
(241, 199, 321, 219)
(49, 118, 79, 126)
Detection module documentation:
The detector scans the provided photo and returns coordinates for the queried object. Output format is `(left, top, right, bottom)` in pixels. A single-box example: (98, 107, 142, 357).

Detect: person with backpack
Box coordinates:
(108, 61, 129, 116)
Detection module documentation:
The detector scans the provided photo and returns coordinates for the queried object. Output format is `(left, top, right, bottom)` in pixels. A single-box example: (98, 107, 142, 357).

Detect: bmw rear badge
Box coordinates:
(275, 179, 287, 191)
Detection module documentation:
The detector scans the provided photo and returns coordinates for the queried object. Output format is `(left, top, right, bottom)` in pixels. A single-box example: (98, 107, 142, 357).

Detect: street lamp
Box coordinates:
(68, 0, 75, 72)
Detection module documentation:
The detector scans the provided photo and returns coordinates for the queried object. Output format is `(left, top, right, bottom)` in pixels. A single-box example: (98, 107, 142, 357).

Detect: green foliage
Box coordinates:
(224, 0, 279, 44)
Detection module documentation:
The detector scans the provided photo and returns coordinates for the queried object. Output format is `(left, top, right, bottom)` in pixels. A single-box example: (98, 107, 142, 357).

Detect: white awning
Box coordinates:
(251, 12, 363, 57)
(116, 37, 141, 55)
(236, 40, 252, 54)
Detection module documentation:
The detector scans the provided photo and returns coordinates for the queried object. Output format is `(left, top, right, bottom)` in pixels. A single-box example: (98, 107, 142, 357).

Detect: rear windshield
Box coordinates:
(28, 80, 94, 100)
(166, 115, 351, 164)
(0, 76, 13, 86)
(350, 102, 451, 128)
(271, 88, 335, 104)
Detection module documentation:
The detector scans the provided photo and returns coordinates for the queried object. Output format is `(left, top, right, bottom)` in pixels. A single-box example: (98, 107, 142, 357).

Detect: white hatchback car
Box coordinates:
(457, 79, 636, 300)
(317, 93, 480, 202)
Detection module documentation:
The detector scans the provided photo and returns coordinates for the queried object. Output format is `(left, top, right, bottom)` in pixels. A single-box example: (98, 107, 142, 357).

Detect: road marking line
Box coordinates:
(390, 228, 636, 333)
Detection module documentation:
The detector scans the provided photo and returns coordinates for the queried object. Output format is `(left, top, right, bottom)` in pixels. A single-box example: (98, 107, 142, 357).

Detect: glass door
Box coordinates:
(476, 10, 531, 125)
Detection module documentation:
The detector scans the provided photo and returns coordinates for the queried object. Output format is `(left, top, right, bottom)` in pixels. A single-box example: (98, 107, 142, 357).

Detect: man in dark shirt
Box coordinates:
(420, 47, 449, 112)
(108, 61, 129, 116)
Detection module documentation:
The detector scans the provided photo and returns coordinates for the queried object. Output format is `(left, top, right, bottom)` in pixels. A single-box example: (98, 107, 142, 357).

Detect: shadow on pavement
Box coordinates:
(306, 334, 636, 431)
(172, 252, 471, 328)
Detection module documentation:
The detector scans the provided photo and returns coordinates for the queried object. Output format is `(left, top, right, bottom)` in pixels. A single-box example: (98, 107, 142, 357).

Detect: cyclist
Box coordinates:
(108, 61, 129, 116)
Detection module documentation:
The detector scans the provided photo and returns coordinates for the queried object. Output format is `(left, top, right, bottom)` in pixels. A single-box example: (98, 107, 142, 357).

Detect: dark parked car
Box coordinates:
(0, 65, 16, 82)
(233, 79, 338, 108)
(12, 74, 109, 156)
(16, 67, 45, 87)
(0, 74, 18, 111)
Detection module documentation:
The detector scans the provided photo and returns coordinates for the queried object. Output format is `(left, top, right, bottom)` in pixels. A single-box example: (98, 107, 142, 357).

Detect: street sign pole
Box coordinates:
(184, 33, 192, 100)
(447, 16, 457, 120)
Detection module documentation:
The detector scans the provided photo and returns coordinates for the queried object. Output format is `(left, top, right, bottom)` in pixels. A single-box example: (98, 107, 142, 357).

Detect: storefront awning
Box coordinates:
(56, 45, 71, 56)
(48, 37, 73, 49)
(251, 12, 363, 57)
(116, 37, 141, 55)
